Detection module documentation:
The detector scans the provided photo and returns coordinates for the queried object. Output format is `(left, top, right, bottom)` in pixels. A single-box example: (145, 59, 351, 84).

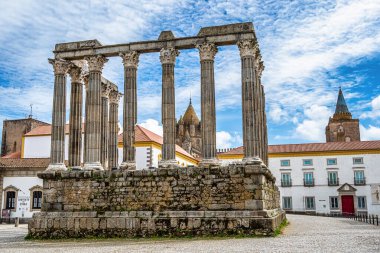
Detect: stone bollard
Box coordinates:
(15, 217, 19, 227)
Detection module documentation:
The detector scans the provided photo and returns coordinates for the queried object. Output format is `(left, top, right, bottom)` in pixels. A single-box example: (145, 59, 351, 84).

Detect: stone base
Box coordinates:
(158, 159, 178, 168)
(242, 157, 263, 165)
(119, 161, 136, 171)
(83, 162, 103, 171)
(28, 210, 285, 238)
(46, 163, 67, 171)
(199, 158, 221, 168)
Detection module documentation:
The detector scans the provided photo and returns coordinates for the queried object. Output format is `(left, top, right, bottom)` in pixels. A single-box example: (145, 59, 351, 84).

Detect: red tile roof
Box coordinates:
(25, 124, 194, 159)
(220, 141, 380, 155)
(0, 158, 50, 168)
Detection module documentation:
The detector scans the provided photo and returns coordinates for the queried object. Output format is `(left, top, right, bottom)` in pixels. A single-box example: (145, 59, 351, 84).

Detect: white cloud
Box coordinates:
(360, 95, 380, 119)
(269, 105, 289, 123)
(360, 125, 380, 141)
(139, 119, 163, 136)
(295, 105, 332, 142)
(216, 131, 242, 149)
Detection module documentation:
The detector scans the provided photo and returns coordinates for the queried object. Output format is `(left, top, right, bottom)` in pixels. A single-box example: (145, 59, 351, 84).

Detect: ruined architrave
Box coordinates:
(31, 22, 284, 238)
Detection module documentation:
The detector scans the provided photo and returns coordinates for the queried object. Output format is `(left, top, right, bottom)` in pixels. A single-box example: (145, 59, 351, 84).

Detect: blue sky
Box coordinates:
(0, 0, 379, 148)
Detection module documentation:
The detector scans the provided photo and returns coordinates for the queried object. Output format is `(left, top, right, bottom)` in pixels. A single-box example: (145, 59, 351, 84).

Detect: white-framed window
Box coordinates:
(280, 160, 290, 167)
(358, 196, 366, 209)
(328, 171, 339, 186)
(305, 197, 315, 210)
(353, 157, 363, 164)
(327, 158, 337, 165)
(354, 170, 365, 185)
(330, 196, 339, 209)
(303, 159, 313, 166)
(5, 191, 16, 210)
(281, 173, 292, 187)
(282, 197, 292, 210)
(32, 191, 42, 209)
(304, 172, 314, 186)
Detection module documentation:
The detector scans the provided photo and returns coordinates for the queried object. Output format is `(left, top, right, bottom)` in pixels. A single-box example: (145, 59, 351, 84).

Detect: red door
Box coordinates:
(341, 195, 354, 215)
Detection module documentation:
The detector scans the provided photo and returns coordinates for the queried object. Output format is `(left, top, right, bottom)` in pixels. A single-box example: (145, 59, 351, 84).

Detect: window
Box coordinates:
(358, 196, 366, 209)
(330, 196, 339, 209)
(304, 172, 314, 186)
(32, 191, 42, 209)
(281, 173, 292, 187)
(354, 170, 365, 185)
(280, 160, 290, 167)
(353, 157, 363, 164)
(327, 158, 337, 165)
(5, 191, 16, 210)
(305, 197, 315, 210)
(282, 197, 292, 210)
(328, 171, 339, 186)
(303, 159, 313, 166)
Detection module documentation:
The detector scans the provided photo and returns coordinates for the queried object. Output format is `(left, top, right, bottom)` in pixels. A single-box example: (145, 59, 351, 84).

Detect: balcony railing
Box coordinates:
(304, 178, 315, 187)
(281, 179, 292, 187)
(328, 178, 339, 186)
(354, 177, 366, 185)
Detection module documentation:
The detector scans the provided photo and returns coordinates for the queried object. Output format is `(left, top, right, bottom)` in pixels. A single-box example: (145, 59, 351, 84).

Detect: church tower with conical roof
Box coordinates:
(325, 88, 360, 142)
(176, 98, 202, 157)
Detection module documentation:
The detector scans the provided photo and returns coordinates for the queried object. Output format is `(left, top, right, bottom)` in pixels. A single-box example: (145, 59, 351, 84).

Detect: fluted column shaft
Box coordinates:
(238, 40, 259, 160)
(109, 91, 122, 169)
(100, 84, 110, 170)
(68, 65, 83, 169)
(196, 43, 219, 166)
(47, 59, 69, 171)
(159, 48, 179, 166)
(84, 55, 108, 170)
(120, 51, 139, 169)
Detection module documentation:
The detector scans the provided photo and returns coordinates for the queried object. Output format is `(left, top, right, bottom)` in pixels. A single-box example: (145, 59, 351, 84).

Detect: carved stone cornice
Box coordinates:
(237, 39, 258, 58)
(196, 42, 218, 61)
(160, 47, 180, 64)
(120, 51, 139, 68)
(68, 64, 83, 83)
(48, 58, 70, 75)
(109, 90, 123, 104)
(85, 55, 108, 72)
(101, 83, 112, 98)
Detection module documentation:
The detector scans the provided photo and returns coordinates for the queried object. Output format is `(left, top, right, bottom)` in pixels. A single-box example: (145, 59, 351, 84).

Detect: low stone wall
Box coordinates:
(28, 163, 285, 238)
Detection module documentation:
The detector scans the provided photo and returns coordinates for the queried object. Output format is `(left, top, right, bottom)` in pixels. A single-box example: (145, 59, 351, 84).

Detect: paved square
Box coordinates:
(0, 215, 379, 253)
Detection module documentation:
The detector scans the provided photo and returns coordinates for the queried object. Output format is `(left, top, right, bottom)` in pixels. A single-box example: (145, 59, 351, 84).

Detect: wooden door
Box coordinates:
(341, 195, 354, 215)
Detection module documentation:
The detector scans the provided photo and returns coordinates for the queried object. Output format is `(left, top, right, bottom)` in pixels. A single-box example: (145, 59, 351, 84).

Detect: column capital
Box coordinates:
(68, 64, 83, 83)
(196, 42, 218, 61)
(48, 58, 70, 75)
(101, 83, 112, 98)
(256, 60, 265, 78)
(237, 39, 258, 58)
(85, 55, 108, 72)
(120, 51, 139, 68)
(109, 90, 122, 104)
(160, 47, 179, 64)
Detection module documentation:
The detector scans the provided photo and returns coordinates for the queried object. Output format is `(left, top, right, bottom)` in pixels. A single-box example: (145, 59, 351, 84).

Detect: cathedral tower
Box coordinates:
(325, 88, 360, 142)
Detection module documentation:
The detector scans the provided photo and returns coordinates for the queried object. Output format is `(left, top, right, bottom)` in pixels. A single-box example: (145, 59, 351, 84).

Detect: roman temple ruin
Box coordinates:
(28, 22, 285, 238)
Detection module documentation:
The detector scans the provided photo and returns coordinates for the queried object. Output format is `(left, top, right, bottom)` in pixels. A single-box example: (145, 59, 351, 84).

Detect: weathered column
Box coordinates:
(83, 55, 108, 170)
(120, 51, 139, 169)
(257, 60, 268, 165)
(47, 59, 70, 171)
(109, 90, 122, 170)
(83, 74, 89, 163)
(196, 42, 219, 166)
(237, 40, 260, 163)
(100, 83, 111, 169)
(159, 47, 179, 167)
(68, 64, 83, 169)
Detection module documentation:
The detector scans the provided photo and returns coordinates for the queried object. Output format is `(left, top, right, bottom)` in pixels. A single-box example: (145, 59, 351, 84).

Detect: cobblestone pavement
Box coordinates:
(0, 214, 379, 253)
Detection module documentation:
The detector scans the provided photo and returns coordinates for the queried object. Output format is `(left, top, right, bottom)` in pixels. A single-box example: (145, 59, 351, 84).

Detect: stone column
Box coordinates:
(119, 51, 139, 170)
(47, 59, 70, 171)
(83, 74, 89, 163)
(100, 83, 111, 170)
(196, 42, 219, 166)
(68, 64, 83, 170)
(159, 47, 179, 167)
(109, 90, 122, 170)
(237, 40, 260, 163)
(256, 60, 268, 165)
(83, 55, 108, 170)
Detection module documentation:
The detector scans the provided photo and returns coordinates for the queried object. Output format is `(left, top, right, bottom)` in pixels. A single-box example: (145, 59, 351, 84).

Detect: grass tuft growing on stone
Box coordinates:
(274, 219, 289, 237)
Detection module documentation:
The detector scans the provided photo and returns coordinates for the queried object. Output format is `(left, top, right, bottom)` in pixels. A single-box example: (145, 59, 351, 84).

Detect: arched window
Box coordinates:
(3, 185, 19, 210)
(29, 185, 43, 211)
